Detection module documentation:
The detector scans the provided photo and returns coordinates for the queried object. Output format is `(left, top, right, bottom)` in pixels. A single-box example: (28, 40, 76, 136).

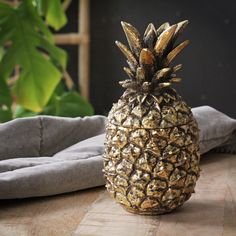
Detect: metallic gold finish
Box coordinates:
(166, 40, 190, 65)
(126, 60, 136, 72)
(156, 22, 170, 36)
(154, 24, 177, 57)
(119, 80, 138, 89)
(173, 64, 183, 72)
(144, 23, 156, 37)
(104, 20, 200, 215)
(153, 68, 172, 80)
(121, 21, 142, 57)
(158, 82, 172, 88)
(170, 77, 182, 83)
(144, 23, 157, 49)
(173, 20, 189, 42)
(115, 41, 138, 67)
(139, 48, 155, 77)
(139, 48, 155, 66)
(123, 67, 134, 79)
(136, 67, 145, 82)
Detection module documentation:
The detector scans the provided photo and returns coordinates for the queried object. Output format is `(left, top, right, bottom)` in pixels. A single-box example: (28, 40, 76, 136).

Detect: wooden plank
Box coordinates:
(0, 187, 103, 236)
(75, 153, 236, 236)
(75, 192, 160, 236)
(0, 153, 236, 235)
(54, 33, 88, 45)
(79, 0, 90, 99)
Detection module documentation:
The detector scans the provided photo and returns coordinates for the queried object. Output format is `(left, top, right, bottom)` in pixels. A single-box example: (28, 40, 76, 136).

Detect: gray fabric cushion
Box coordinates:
(0, 106, 235, 199)
(192, 106, 236, 154)
(0, 115, 107, 160)
(0, 135, 105, 199)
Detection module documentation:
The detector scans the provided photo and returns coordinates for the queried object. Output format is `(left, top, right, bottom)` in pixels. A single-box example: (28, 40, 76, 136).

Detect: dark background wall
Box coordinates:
(66, 0, 236, 118)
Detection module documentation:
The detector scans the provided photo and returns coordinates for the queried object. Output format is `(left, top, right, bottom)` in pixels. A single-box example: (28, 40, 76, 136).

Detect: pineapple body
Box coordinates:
(104, 89, 200, 214)
(104, 20, 201, 214)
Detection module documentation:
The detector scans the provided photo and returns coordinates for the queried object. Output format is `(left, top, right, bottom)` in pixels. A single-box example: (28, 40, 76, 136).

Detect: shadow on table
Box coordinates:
(201, 152, 234, 165)
(0, 186, 105, 218)
(158, 198, 236, 230)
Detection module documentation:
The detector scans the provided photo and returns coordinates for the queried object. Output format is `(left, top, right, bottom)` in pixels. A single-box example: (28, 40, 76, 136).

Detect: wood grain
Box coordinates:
(0, 187, 103, 236)
(76, 153, 236, 236)
(54, 33, 89, 45)
(79, 0, 90, 99)
(0, 153, 236, 236)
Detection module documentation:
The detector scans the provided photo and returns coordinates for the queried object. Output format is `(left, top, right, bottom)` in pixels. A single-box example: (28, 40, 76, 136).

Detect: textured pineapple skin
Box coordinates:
(103, 89, 200, 215)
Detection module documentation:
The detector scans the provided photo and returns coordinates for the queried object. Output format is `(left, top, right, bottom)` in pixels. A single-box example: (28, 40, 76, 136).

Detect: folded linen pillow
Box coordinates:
(0, 115, 107, 160)
(192, 106, 236, 154)
(0, 134, 105, 199)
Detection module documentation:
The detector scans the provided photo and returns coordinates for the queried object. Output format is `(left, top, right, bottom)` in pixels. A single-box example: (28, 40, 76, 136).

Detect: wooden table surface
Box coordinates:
(0, 153, 236, 236)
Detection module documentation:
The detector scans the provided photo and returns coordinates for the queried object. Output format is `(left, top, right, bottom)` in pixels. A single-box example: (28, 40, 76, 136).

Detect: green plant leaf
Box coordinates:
(43, 91, 94, 117)
(14, 91, 94, 118)
(0, 47, 4, 61)
(0, 1, 67, 112)
(36, 0, 67, 30)
(0, 78, 12, 122)
(0, 109, 12, 122)
(0, 78, 11, 108)
(14, 105, 37, 118)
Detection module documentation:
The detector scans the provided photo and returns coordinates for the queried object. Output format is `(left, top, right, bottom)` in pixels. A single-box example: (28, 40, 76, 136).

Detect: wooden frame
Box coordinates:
(54, 0, 90, 100)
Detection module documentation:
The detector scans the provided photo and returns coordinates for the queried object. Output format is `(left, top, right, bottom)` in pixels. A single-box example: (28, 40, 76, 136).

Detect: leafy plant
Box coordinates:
(0, 0, 94, 122)
(36, 0, 67, 30)
(15, 85, 94, 118)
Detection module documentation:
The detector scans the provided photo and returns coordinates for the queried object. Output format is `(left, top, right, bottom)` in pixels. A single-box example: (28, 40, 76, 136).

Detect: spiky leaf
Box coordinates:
(154, 24, 177, 57)
(136, 67, 145, 82)
(172, 20, 189, 42)
(156, 22, 170, 36)
(123, 67, 134, 79)
(170, 77, 182, 83)
(143, 23, 156, 49)
(166, 40, 190, 65)
(121, 21, 142, 57)
(153, 68, 172, 81)
(115, 41, 137, 67)
(173, 64, 183, 72)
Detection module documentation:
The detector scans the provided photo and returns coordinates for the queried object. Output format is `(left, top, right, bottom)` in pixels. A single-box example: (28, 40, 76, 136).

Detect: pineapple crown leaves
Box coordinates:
(116, 20, 189, 93)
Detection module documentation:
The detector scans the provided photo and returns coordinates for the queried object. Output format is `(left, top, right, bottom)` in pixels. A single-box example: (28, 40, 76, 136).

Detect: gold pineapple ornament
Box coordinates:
(103, 20, 200, 215)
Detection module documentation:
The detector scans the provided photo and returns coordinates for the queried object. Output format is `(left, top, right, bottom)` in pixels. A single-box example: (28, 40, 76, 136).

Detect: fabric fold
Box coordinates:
(0, 156, 104, 199)
(0, 106, 235, 199)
